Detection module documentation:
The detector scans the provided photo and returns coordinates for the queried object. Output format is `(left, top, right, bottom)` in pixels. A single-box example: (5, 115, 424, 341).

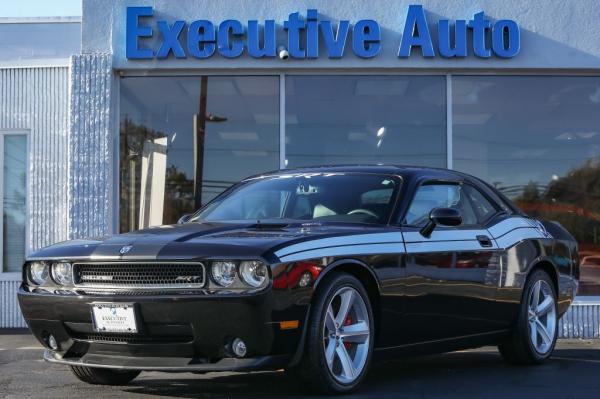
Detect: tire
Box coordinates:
(498, 269, 558, 365)
(70, 366, 141, 385)
(287, 272, 374, 394)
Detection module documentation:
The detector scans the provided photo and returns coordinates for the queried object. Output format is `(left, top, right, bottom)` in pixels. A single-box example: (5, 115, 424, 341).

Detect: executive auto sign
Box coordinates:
(126, 5, 520, 60)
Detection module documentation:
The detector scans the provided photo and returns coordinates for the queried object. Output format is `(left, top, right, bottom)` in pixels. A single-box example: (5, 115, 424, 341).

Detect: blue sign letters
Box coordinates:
(126, 6, 154, 59)
(125, 5, 520, 60)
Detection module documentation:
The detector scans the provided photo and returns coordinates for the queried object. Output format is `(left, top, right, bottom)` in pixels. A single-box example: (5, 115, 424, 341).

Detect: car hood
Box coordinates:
(29, 221, 388, 263)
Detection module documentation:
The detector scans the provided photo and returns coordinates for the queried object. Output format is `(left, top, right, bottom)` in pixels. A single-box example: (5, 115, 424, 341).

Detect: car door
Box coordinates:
(398, 180, 506, 344)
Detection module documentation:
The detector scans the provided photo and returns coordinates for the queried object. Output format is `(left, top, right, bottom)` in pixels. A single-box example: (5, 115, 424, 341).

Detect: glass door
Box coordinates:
(0, 132, 28, 273)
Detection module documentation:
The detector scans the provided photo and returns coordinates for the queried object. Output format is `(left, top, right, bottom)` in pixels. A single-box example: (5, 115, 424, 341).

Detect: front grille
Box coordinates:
(77, 289, 208, 296)
(72, 332, 193, 344)
(73, 262, 206, 289)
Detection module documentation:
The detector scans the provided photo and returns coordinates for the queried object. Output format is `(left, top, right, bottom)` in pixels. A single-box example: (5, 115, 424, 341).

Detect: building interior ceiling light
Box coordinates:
(218, 132, 259, 141)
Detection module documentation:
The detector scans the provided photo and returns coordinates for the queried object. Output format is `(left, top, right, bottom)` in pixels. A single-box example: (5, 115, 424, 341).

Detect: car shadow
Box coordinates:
(119, 347, 600, 398)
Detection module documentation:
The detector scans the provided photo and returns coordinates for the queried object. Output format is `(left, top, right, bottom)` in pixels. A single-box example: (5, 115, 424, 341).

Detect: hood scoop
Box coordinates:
(246, 221, 291, 230)
(210, 231, 303, 239)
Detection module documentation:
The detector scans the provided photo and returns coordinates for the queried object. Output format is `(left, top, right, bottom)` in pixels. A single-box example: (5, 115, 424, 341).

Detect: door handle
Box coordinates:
(476, 235, 493, 247)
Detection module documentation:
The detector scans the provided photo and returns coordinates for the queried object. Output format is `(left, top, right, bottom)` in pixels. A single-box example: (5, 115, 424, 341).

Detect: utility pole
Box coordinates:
(193, 76, 208, 210)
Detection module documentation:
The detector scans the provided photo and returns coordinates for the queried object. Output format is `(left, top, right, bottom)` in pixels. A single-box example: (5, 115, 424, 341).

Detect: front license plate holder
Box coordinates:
(91, 303, 138, 333)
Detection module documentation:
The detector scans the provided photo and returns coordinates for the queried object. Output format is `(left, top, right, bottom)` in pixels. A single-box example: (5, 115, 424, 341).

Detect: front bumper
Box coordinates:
(18, 286, 307, 371)
(43, 349, 291, 372)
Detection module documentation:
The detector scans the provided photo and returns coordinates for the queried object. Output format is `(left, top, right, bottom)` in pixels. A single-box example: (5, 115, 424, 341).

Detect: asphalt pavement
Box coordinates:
(0, 332, 599, 399)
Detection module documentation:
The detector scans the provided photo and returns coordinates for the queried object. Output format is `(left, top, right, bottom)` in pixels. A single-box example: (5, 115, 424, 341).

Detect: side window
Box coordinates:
(463, 185, 498, 223)
(404, 183, 478, 226)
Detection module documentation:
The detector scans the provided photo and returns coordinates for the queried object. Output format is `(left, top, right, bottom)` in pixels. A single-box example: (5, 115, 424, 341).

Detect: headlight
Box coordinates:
(211, 261, 237, 287)
(51, 262, 73, 286)
(239, 261, 268, 288)
(28, 262, 49, 285)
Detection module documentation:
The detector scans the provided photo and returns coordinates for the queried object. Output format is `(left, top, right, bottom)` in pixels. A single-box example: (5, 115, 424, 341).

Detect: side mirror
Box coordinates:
(419, 207, 462, 238)
(177, 214, 193, 225)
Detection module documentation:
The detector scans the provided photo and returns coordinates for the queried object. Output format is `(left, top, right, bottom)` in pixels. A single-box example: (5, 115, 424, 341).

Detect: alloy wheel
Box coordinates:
(527, 279, 556, 354)
(322, 286, 370, 384)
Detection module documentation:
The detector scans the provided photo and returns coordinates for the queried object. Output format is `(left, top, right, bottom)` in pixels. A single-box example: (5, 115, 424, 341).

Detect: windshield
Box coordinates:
(191, 173, 401, 225)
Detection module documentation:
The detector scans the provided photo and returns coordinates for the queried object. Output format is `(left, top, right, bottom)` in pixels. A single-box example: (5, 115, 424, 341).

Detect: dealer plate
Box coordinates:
(91, 303, 137, 333)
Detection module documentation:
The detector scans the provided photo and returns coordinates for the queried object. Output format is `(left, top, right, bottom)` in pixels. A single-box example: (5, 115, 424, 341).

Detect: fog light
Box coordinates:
(48, 334, 58, 350)
(232, 338, 247, 358)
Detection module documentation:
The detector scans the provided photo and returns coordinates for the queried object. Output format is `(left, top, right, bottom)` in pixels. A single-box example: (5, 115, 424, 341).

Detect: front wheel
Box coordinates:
(70, 366, 141, 385)
(499, 269, 558, 365)
(288, 272, 374, 394)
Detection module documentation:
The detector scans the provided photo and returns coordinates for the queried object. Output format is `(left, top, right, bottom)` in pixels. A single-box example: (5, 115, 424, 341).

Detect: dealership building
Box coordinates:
(1, 0, 599, 336)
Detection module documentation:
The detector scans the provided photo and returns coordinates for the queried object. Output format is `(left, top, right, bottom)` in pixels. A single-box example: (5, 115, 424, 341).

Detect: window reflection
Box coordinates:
(453, 76, 600, 294)
(3, 135, 27, 272)
(119, 76, 279, 232)
(285, 76, 447, 168)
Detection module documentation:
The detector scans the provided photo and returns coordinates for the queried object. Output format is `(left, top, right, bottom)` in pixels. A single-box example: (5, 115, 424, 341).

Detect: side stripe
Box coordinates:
(405, 240, 494, 254)
(274, 232, 403, 258)
(494, 227, 547, 249)
(277, 243, 404, 263)
(403, 229, 490, 243)
(274, 217, 549, 262)
(487, 217, 546, 238)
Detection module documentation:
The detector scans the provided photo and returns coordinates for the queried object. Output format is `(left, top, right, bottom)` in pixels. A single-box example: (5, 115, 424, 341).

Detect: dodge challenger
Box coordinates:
(18, 166, 579, 394)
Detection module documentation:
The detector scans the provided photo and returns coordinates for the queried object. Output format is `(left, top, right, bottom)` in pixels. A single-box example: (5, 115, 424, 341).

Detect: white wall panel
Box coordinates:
(0, 66, 69, 328)
(0, 67, 70, 253)
(559, 301, 600, 339)
(0, 281, 26, 328)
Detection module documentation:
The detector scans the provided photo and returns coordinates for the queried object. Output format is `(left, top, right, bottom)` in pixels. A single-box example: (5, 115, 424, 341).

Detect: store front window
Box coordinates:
(285, 76, 447, 168)
(453, 76, 600, 295)
(119, 76, 279, 232)
(1, 133, 27, 273)
(118, 73, 599, 296)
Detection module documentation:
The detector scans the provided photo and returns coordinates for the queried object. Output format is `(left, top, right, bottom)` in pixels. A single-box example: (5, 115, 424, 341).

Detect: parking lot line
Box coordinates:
(0, 346, 41, 351)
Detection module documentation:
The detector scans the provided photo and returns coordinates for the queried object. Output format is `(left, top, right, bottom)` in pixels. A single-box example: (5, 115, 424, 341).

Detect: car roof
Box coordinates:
(256, 164, 474, 181)
(253, 164, 521, 215)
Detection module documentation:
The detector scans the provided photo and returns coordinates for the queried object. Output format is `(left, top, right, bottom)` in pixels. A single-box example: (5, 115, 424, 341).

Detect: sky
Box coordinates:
(0, 0, 81, 17)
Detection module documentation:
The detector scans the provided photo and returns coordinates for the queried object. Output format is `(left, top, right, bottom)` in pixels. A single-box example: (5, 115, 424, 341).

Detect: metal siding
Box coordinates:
(0, 67, 70, 251)
(559, 303, 600, 339)
(0, 66, 69, 328)
(0, 281, 25, 328)
(68, 54, 113, 240)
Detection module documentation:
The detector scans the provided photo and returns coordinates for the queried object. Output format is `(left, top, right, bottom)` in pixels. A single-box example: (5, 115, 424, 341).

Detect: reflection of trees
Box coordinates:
(163, 164, 194, 224)
(519, 181, 541, 203)
(120, 117, 239, 230)
(511, 159, 600, 251)
(120, 117, 196, 231)
(509, 160, 600, 294)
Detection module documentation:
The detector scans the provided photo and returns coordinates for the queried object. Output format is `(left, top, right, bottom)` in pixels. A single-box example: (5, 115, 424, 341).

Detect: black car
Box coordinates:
(18, 166, 579, 394)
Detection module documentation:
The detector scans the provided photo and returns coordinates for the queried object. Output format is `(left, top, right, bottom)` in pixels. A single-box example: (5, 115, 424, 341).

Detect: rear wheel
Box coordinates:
(288, 273, 374, 394)
(70, 366, 141, 385)
(499, 269, 558, 365)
